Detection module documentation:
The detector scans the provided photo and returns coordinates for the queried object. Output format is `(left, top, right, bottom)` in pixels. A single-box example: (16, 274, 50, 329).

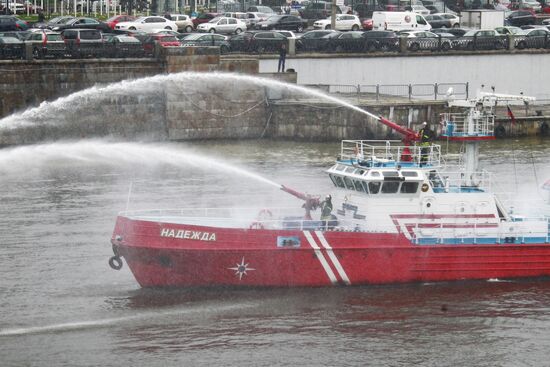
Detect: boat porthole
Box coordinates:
(426, 202, 431, 208)
(158, 255, 172, 267)
(421, 183, 429, 192)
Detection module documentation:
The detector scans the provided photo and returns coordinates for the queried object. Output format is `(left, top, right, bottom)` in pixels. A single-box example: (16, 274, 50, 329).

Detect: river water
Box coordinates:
(1, 138, 549, 367)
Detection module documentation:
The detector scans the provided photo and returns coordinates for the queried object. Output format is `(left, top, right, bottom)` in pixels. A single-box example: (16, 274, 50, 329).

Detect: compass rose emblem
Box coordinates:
(228, 257, 255, 280)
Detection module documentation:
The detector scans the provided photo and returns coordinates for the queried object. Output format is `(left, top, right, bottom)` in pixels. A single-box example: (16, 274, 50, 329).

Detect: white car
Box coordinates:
(407, 5, 431, 16)
(115, 16, 178, 32)
(434, 13, 460, 28)
(400, 30, 453, 51)
(245, 12, 269, 29)
(197, 16, 246, 34)
(170, 14, 194, 33)
(521, 0, 541, 12)
(313, 14, 361, 31)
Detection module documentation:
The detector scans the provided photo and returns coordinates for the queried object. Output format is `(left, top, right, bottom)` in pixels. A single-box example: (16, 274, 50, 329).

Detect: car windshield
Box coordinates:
(209, 17, 222, 23)
(117, 36, 140, 42)
(182, 34, 203, 40)
(463, 30, 477, 36)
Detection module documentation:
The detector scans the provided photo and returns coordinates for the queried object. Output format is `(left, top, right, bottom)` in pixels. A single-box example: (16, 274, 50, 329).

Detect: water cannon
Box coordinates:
(378, 116, 420, 144)
(280, 185, 321, 220)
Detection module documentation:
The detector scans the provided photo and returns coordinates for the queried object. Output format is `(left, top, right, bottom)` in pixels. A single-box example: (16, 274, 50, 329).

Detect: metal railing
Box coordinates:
(305, 82, 469, 101)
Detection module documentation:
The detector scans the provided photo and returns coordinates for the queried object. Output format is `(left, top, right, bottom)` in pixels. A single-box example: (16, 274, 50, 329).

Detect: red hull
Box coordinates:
(112, 216, 550, 287)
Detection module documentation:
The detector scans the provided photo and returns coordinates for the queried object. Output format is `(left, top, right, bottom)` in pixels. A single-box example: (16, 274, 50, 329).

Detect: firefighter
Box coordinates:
(418, 121, 435, 166)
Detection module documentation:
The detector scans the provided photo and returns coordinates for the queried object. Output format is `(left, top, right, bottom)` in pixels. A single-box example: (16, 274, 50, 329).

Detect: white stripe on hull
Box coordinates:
(303, 231, 338, 285)
(315, 231, 351, 285)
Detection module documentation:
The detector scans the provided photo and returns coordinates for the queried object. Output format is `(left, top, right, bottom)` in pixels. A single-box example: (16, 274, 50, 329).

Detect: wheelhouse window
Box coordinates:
(353, 180, 365, 192)
(343, 176, 355, 190)
(368, 181, 381, 194)
(400, 182, 419, 193)
(329, 174, 346, 188)
(401, 171, 418, 177)
(381, 181, 400, 193)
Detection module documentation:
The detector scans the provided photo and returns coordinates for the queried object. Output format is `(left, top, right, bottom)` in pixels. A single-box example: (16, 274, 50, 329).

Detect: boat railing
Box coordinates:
(340, 140, 442, 168)
(440, 112, 495, 138)
(435, 169, 492, 192)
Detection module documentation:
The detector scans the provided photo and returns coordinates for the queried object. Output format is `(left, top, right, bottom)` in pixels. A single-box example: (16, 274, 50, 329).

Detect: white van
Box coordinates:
(372, 11, 432, 31)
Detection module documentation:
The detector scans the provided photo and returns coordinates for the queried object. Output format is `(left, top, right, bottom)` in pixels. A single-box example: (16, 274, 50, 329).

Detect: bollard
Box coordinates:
(288, 38, 295, 56)
(507, 34, 515, 51)
(25, 42, 33, 61)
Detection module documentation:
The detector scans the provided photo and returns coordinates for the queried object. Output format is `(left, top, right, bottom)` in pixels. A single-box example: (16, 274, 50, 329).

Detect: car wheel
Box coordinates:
(297, 25, 304, 33)
(453, 23, 460, 28)
(351, 24, 359, 31)
(235, 28, 242, 34)
(209, 28, 216, 33)
(517, 41, 526, 49)
(409, 42, 420, 51)
(325, 25, 331, 30)
(185, 25, 193, 33)
(129, 27, 136, 30)
(441, 42, 451, 51)
(165, 26, 172, 30)
(220, 45, 229, 54)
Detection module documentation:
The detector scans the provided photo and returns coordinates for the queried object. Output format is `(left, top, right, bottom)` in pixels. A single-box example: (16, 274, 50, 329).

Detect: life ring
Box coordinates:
(249, 221, 264, 230)
(495, 124, 506, 138)
(109, 256, 123, 270)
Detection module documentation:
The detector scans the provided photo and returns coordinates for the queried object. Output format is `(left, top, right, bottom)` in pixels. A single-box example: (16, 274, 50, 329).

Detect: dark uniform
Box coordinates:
(418, 122, 435, 166)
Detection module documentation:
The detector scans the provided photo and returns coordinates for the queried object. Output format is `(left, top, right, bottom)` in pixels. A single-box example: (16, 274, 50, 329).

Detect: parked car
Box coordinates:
(0, 36, 24, 58)
(0, 15, 17, 31)
(434, 12, 460, 27)
(298, 1, 341, 20)
(197, 16, 246, 34)
(495, 25, 522, 34)
(52, 17, 111, 32)
(142, 34, 181, 55)
(515, 28, 550, 48)
(362, 30, 399, 51)
(313, 14, 361, 30)
(105, 15, 136, 30)
(255, 15, 308, 32)
(296, 29, 339, 51)
(36, 15, 75, 30)
(400, 30, 453, 51)
(431, 27, 467, 37)
(192, 13, 219, 28)
(424, 14, 452, 28)
(322, 31, 366, 52)
(274, 30, 297, 39)
(103, 35, 143, 57)
(244, 12, 269, 29)
(461, 29, 507, 50)
(353, 3, 384, 18)
(404, 4, 431, 15)
(246, 5, 275, 14)
(115, 16, 178, 32)
(505, 10, 536, 27)
(180, 33, 231, 53)
(362, 18, 373, 30)
(62, 28, 104, 58)
(229, 30, 287, 53)
(170, 14, 194, 33)
(25, 31, 65, 58)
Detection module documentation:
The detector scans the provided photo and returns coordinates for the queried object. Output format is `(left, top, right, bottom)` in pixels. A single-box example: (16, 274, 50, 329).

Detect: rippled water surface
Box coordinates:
(1, 138, 549, 367)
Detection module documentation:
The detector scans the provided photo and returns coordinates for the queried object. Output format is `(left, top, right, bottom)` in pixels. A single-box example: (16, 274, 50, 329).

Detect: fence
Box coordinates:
(305, 82, 469, 101)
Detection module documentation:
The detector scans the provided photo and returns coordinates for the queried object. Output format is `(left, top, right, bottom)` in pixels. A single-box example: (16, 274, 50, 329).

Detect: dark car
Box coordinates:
(461, 29, 507, 50)
(180, 33, 230, 53)
(505, 10, 536, 27)
(296, 29, 340, 51)
(362, 30, 399, 51)
(515, 28, 550, 49)
(25, 31, 65, 58)
(36, 15, 75, 29)
(298, 1, 341, 21)
(104, 35, 144, 57)
(229, 30, 287, 53)
(424, 14, 452, 29)
(0, 15, 17, 31)
(255, 15, 307, 32)
(322, 31, 366, 52)
(62, 28, 104, 57)
(0, 36, 24, 59)
(52, 17, 111, 32)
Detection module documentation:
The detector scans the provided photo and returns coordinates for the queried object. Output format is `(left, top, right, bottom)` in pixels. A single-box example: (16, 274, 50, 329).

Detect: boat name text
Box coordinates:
(160, 228, 217, 241)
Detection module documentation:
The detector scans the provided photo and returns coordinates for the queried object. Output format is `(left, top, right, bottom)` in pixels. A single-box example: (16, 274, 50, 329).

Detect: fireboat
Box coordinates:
(109, 93, 550, 287)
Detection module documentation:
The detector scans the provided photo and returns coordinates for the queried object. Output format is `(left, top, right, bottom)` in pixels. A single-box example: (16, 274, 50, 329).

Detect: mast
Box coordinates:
(442, 92, 535, 187)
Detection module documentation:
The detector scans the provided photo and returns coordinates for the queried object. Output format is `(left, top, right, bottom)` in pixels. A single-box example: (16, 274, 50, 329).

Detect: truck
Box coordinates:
(372, 11, 432, 31)
(459, 10, 505, 29)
